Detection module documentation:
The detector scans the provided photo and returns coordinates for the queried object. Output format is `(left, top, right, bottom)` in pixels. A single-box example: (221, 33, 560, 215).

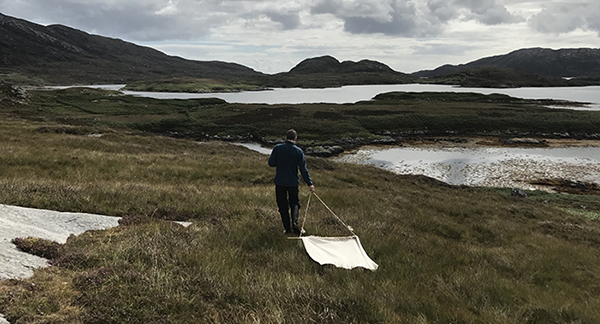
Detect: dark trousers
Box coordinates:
(276, 185, 301, 233)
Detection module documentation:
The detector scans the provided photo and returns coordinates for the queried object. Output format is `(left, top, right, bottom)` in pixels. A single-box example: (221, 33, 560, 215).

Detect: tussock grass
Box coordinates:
(1, 118, 600, 323)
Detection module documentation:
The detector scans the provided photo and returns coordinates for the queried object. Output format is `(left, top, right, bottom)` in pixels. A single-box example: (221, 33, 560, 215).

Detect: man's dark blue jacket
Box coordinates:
(268, 141, 313, 187)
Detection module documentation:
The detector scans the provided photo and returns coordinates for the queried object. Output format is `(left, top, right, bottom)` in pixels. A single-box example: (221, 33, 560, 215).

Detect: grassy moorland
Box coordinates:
(122, 77, 267, 93)
(1, 85, 600, 323)
(16, 87, 600, 146)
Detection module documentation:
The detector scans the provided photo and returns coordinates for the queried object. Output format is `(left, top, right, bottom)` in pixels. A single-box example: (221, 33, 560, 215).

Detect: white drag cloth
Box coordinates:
(300, 235, 378, 271)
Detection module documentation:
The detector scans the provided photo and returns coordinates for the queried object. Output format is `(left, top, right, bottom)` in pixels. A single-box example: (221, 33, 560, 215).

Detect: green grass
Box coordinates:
(12, 88, 600, 145)
(1, 117, 600, 323)
(122, 77, 266, 93)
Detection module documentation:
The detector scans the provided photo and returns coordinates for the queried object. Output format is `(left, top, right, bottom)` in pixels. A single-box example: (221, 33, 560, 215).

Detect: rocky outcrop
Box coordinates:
(0, 205, 121, 280)
(0, 83, 30, 106)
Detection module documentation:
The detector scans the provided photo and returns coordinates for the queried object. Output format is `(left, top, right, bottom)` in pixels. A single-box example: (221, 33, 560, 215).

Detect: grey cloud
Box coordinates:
(529, 3, 600, 35)
(266, 11, 302, 30)
(310, 0, 341, 15)
(0, 0, 528, 41)
(454, 0, 524, 25)
(311, 0, 443, 36)
(310, 0, 523, 37)
(427, 0, 459, 23)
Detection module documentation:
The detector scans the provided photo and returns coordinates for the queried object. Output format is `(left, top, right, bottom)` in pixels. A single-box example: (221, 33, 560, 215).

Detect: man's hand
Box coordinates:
(309, 184, 315, 193)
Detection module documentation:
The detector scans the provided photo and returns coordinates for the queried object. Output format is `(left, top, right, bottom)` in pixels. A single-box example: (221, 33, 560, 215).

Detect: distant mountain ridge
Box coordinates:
(2, 12, 600, 88)
(0, 12, 265, 84)
(414, 48, 600, 78)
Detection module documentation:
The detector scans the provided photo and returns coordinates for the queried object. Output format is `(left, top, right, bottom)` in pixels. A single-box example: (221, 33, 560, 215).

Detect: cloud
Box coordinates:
(309, 0, 524, 37)
(411, 43, 475, 56)
(454, 0, 524, 25)
(310, 0, 440, 36)
(1, 0, 527, 41)
(265, 11, 302, 30)
(528, 2, 600, 36)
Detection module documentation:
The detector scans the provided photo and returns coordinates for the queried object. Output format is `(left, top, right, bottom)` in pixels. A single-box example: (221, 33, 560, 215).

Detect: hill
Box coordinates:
(414, 47, 600, 78)
(421, 66, 573, 88)
(0, 13, 415, 88)
(0, 13, 267, 85)
(266, 55, 417, 88)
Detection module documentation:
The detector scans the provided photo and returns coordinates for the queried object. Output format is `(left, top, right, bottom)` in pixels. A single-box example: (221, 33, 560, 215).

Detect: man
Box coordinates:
(268, 129, 315, 235)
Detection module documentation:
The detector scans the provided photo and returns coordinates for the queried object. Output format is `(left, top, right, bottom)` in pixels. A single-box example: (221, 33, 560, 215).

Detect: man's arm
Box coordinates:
(298, 152, 313, 187)
(268, 147, 277, 167)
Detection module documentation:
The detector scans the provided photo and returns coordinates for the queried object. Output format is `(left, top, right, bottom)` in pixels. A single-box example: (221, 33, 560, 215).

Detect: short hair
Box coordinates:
(286, 129, 297, 140)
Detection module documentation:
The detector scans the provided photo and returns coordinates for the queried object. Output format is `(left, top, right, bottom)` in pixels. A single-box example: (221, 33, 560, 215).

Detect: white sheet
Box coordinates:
(300, 235, 378, 271)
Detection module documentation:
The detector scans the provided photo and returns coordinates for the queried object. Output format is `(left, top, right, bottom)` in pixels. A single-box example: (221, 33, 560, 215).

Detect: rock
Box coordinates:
(504, 138, 545, 145)
(372, 136, 396, 145)
(511, 187, 528, 198)
(0, 205, 121, 280)
(305, 145, 344, 157)
(335, 137, 369, 148)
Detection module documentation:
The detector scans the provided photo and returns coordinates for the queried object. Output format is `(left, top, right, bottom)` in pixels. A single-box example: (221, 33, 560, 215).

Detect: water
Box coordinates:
(54, 84, 600, 188)
(60, 84, 600, 110)
(236, 142, 600, 189)
(335, 146, 600, 188)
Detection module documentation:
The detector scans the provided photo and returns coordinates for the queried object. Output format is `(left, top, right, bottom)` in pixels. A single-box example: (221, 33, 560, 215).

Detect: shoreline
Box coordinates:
(332, 136, 600, 193)
(393, 136, 600, 149)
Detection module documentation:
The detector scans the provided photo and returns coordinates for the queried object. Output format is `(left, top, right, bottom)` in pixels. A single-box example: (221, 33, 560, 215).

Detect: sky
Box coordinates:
(1, 0, 599, 74)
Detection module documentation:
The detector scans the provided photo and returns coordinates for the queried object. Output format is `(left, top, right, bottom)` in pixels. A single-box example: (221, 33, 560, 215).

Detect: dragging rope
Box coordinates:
(299, 192, 355, 238)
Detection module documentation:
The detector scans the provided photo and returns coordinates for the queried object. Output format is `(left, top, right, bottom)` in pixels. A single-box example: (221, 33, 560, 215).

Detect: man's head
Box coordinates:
(286, 129, 297, 141)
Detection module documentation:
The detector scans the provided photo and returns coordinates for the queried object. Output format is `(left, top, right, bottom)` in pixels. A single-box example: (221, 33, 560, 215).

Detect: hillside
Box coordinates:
(414, 47, 600, 78)
(421, 66, 572, 88)
(0, 13, 267, 85)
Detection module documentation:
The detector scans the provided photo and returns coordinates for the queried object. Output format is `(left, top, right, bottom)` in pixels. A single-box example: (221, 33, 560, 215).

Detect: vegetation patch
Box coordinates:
(1, 85, 600, 323)
(531, 178, 600, 195)
(11, 237, 62, 259)
(122, 77, 267, 93)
